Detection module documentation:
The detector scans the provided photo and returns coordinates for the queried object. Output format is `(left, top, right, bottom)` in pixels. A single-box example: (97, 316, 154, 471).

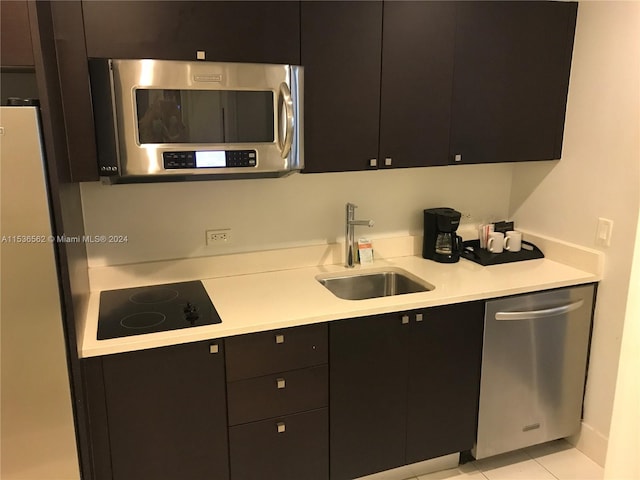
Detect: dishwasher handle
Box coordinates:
(495, 299, 584, 321)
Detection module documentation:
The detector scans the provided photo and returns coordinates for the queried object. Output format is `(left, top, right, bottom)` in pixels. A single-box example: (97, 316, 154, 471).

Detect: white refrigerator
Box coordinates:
(0, 106, 80, 479)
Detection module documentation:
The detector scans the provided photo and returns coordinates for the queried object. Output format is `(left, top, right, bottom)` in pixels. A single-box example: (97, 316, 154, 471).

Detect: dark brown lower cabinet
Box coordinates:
(405, 303, 485, 463)
(330, 312, 409, 479)
(330, 302, 484, 480)
(225, 324, 329, 480)
(229, 408, 329, 480)
(84, 308, 482, 480)
(84, 340, 230, 480)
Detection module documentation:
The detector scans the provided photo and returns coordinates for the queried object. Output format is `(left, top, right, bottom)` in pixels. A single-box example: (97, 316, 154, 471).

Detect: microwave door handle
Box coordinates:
(278, 82, 294, 158)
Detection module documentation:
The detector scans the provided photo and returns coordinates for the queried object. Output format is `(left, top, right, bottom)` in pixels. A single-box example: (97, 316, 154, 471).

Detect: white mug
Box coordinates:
(487, 232, 505, 253)
(504, 230, 522, 252)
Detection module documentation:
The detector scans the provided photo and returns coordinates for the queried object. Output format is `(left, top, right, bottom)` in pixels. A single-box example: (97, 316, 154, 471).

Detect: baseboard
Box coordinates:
(568, 421, 608, 467)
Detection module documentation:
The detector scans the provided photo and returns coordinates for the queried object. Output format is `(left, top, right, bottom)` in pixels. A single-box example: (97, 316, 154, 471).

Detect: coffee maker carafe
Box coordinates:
(422, 208, 463, 263)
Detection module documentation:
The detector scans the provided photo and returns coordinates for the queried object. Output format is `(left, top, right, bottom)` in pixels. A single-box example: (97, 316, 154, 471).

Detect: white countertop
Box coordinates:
(79, 231, 602, 358)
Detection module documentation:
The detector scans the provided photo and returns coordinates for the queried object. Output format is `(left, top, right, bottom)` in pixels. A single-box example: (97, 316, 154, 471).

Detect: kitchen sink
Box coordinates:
(316, 267, 434, 301)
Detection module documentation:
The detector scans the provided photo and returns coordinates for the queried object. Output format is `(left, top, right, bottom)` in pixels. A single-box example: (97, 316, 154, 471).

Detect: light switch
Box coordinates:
(596, 217, 613, 247)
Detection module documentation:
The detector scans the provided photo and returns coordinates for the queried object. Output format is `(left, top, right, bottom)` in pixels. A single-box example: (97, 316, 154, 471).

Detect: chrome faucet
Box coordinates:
(345, 203, 374, 268)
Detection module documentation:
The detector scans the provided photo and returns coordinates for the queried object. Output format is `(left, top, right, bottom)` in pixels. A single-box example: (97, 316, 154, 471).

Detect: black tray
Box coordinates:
(461, 239, 544, 266)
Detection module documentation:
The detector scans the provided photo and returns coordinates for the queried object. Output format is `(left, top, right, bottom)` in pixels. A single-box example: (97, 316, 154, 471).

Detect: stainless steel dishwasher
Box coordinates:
(473, 284, 595, 459)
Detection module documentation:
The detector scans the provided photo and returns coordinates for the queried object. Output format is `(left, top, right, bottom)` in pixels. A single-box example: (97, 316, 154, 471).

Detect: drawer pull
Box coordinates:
(276, 377, 286, 389)
(276, 422, 286, 433)
(275, 334, 285, 344)
(401, 315, 409, 325)
(415, 313, 423, 322)
(209, 344, 219, 354)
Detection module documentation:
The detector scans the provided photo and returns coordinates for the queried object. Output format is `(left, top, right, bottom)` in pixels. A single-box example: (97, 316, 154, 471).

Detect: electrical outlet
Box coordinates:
(206, 229, 232, 246)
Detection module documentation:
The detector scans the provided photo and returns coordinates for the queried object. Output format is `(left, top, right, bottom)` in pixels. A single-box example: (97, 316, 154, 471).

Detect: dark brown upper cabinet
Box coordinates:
(302, 1, 455, 173)
(301, 1, 384, 173)
(82, 1, 300, 65)
(450, 1, 578, 165)
(1, 0, 34, 67)
(378, 2, 455, 169)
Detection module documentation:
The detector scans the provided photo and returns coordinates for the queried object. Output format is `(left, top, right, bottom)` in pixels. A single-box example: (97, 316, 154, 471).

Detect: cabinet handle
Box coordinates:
(196, 50, 206, 60)
(454, 154, 462, 162)
(369, 158, 377, 168)
(275, 334, 285, 344)
(276, 422, 286, 433)
(384, 157, 392, 166)
(415, 313, 423, 322)
(276, 377, 286, 389)
(401, 315, 410, 325)
(209, 344, 219, 354)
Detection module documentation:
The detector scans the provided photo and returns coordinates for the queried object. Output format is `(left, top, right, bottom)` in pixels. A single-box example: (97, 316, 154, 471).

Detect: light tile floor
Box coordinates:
(414, 440, 604, 480)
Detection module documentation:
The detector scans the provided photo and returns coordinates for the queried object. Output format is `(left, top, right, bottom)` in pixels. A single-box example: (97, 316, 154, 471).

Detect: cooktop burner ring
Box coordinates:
(120, 312, 167, 330)
(129, 288, 179, 305)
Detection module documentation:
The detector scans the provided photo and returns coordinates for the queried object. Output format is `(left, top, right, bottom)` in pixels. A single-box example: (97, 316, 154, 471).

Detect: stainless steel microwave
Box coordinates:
(89, 59, 303, 183)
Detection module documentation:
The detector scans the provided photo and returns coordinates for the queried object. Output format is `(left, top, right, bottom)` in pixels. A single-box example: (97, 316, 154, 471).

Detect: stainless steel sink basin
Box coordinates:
(316, 267, 434, 301)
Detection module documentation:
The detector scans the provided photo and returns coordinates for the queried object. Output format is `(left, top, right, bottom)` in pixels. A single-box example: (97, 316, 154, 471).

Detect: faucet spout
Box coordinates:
(345, 203, 374, 268)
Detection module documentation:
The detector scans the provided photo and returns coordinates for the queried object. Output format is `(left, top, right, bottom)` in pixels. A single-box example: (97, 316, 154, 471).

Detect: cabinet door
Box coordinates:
(405, 302, 484, 463)
(301, 1, 383, 173)
(82, 1, 300, 64)
(378, 2, 455, 169)
(329, 313, 409, 480)
(49, 1, 99, 182)
(1, 0, 34, 67)
(450, 1, 577, 164)
(102, 341, 229, 480)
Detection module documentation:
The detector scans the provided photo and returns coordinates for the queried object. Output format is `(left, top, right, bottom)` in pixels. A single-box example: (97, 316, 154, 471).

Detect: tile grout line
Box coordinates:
(534, 458, 561, 480)
(524, 449, 561, 480)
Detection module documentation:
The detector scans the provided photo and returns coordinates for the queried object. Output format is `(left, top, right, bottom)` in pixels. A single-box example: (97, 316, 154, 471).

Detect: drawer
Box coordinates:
(229, 408, 328, 480)
(225, 323, 328, 381)
(227, 365, 328, 426)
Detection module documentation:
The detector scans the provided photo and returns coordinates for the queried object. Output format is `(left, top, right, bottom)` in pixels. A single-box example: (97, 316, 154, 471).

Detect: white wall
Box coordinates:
(509, 2, 640, 465)
(80, 163, 514, 267)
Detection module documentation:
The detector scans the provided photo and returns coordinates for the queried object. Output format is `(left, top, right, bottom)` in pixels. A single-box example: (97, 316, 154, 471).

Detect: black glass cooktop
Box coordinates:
(97, 280, 221, 340)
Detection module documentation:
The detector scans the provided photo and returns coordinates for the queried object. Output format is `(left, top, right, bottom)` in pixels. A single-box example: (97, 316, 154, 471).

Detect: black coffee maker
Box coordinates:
(422, 208, 463, 263)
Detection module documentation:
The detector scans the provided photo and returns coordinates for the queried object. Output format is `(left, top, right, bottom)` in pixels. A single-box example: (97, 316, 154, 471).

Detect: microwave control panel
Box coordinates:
(163, 150, 257, 169)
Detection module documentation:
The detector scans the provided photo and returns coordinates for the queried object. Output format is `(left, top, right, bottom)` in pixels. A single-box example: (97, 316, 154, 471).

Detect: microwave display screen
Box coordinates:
(135, 89, 274, 144)
(195, 151, 225, 168)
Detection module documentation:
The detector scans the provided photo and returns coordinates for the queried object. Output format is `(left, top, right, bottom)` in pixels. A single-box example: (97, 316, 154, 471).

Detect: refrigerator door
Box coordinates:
(0, 107, 80, 478)
(474, 284, 595, 460)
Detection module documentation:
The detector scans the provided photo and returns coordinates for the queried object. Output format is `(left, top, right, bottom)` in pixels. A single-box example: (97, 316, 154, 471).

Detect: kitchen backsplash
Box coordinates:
(80, 163, 513, 267)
